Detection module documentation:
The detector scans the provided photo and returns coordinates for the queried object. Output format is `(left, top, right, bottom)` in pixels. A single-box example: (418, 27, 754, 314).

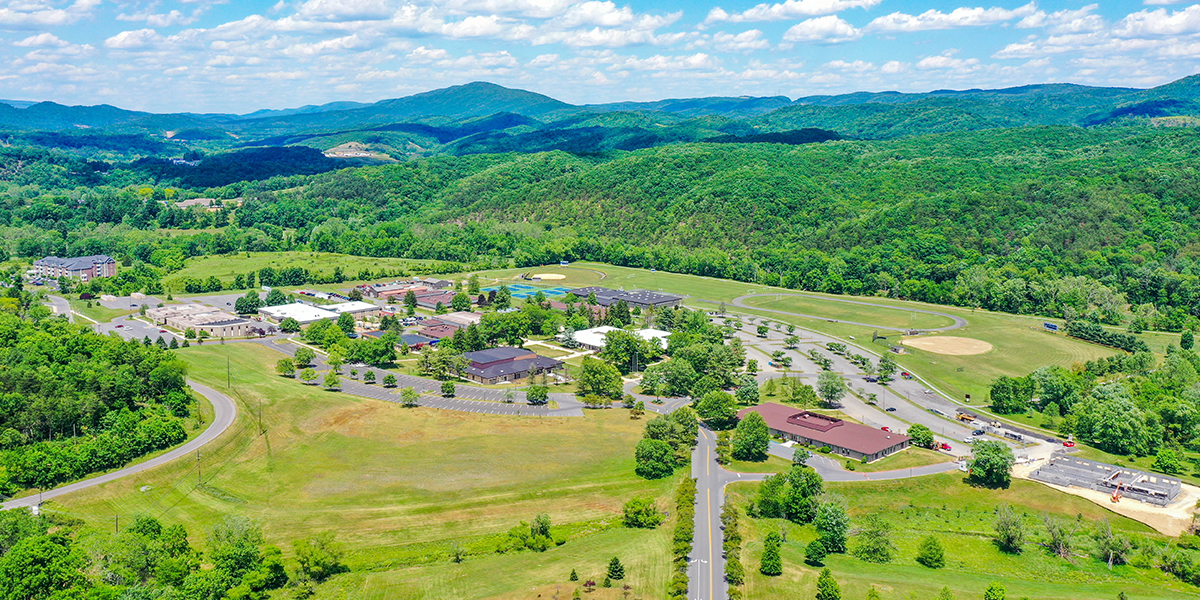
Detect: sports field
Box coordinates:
(739, 294, 956, 330)
(51, 343, 677, 600)
(728, 473, 1195, 600)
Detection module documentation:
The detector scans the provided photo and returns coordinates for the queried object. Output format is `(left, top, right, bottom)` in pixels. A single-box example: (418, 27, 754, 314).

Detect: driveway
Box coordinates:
(3, 380, 236, 510)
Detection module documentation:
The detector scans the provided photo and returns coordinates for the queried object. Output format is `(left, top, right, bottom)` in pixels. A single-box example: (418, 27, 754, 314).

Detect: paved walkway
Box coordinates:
(731, 293, 967, 332)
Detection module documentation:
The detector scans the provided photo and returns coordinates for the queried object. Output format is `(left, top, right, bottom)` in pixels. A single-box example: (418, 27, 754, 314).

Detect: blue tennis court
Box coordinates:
(482, 285, 574, 299)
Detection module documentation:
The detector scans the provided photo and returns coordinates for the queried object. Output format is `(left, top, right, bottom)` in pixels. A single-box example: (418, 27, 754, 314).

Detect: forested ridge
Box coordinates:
(5, 125, 1200, 329)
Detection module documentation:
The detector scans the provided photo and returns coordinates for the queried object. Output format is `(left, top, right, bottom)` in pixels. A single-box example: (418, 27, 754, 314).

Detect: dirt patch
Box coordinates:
(530, 273, 566, 280)
(1014, 462, 1198, 535)
(902, 336, 993, 355)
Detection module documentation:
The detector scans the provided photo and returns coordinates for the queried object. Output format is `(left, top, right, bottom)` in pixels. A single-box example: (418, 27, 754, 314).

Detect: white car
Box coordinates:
(962, 437, 976, 444)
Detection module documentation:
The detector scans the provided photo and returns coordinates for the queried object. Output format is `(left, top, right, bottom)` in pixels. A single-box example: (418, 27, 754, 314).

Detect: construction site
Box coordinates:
(1030, 454, 1182, 507)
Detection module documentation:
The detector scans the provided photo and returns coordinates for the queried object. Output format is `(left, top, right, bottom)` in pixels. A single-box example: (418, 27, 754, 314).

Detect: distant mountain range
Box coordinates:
(2, 76, 1198, 158)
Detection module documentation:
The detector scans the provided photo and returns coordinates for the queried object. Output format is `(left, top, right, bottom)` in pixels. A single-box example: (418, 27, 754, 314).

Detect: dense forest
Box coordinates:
(0, 314, 193, 493)
(4, 125, 1200, 330)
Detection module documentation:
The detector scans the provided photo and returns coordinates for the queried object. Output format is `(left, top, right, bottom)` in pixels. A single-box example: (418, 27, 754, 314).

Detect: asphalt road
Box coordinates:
(2, 380, 237, 510)
(46, 295, 72, 321)
(730, 293, 968, 333)
(96, 314, 180, 344)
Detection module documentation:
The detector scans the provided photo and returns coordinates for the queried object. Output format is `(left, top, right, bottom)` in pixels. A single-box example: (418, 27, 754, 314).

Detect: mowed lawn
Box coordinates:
(52, 343, 677, 600)
(164, 252, 435, 290)
(738, 294, 956, 330)
(728, 473, 1198, 600)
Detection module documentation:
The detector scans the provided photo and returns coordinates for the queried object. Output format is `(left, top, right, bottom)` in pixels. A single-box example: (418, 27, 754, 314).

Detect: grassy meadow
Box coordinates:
(51, 343, 677, 600)
(163, 252, 436, 291)
(727, 473, 1198, 600)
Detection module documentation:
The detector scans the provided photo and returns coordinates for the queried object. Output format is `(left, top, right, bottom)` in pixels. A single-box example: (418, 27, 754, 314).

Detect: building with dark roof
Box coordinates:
(738, 403, 911, 462)
(460, 347, 565, 385)
(418, 323, 459, 340)
(569, 287, 683, 310)
(415, 291, 457, 309)
(362, 331, 438, 349)
(33, 255, 116, 281)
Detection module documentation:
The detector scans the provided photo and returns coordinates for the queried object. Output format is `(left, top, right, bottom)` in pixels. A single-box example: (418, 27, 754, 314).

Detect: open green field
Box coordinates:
(68, 298, 133, 323)
(164, 252, 436, 291)
(51, 343, 676, 600)
(728, 473, 1198, 600)
(852, 446, 950, 473)
(475, 265, 609, 288)
(739, 294, 956, 330)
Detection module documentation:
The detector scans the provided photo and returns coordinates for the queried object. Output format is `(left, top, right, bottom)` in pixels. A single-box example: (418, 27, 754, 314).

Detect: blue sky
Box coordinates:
(1, 0, 1198, 113)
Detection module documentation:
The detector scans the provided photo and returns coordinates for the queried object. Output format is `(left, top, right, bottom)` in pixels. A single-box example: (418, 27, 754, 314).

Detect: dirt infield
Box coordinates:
(902, 336, 994, 355)
(530, 273, 567, 280)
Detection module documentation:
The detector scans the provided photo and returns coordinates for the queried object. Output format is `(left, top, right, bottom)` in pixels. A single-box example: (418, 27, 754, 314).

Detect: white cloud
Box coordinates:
(704, 0, 881, 24)
(104, 29, 166, 50)
(444, 0, 576, 19)
(611, 52, 718, 71)
(824, 59, 874, 71)
(0, 0, 99, 27)
(283, 34, 372, 56)
(528, 53, 558, 66)
(916, 52, 981, 70)
(868, 3, 1038, 32)
(117, 9, 198, 28)
(14, 33, 69, 48)
(711, 30, 769, 52)
(1016, 4, 1104, 34)
(783, 15, 862, 43)
(1115, 5, 1200, 37)
(407, 46, 450, 63)
(880, 60, 908, 73)
(551, 1, 633, 28)
(296, 0, 396, 21)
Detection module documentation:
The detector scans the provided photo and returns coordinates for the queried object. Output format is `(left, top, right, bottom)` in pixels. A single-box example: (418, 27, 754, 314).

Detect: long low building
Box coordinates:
(146, 304, 260, 338)
(573, 326, 671, 352)
(738, 403, 911, 462)
(325, 301, 381, 319)
(259, 303, 338, 325)
(461, 347, 564, 385)
(570, 287, 683, 310)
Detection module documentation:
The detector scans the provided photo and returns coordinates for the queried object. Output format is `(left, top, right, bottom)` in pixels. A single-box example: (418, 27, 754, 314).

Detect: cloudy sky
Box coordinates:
(1, 0, 1198, 113)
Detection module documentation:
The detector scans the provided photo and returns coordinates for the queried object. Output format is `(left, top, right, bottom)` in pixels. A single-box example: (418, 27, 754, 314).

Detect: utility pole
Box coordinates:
(226, 356, 231, 388)
(114, 515, 119, 534)
(197, 450, 201, 487)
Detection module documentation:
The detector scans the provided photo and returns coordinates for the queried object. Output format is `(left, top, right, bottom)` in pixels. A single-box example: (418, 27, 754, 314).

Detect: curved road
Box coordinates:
(731, 293, 967, 333)
(2, 380, 237, 511)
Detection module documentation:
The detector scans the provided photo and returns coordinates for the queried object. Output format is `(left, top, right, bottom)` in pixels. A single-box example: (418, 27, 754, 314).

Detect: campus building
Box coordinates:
(573, 326, 671, 352)
(259, 303, 338, 325)
(738, 403, 911, 462)
(325, 301, 381, 320)
(569, 287, 683, 310)
(146, 304, 260, 338)
(33, 255, 117, 281)
(460, 347, 565, 385)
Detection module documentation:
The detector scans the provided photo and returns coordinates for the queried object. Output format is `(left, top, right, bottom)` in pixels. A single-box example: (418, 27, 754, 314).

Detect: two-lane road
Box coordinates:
(2, 380, 237, 510)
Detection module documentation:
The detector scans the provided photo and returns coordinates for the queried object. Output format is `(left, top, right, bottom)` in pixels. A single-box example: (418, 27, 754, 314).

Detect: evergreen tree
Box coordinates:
(1183, 329, 1194, 350)
(805, 537, 827, 565)
(815, 568, 841, 600)
(915, 535, 945, 568)
(759, 531, 782, 576)
(607, 557, 625, 580)
(983, 583, 1006, 600)
(569, 569, 578, 581)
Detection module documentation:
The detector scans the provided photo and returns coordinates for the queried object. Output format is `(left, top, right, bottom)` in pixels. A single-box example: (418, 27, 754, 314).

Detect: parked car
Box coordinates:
(115, 324, 124, 328)
(972, 429, 985, 436)
(885, 407, 897, 412)
(864, 376, 879, 383)
(963, 437, 975, 444)
(880, 426, 891, 432)
(1063, 441, 1076, 447)
(938, 443, 952, 451)
(159, 329, 167, 333)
